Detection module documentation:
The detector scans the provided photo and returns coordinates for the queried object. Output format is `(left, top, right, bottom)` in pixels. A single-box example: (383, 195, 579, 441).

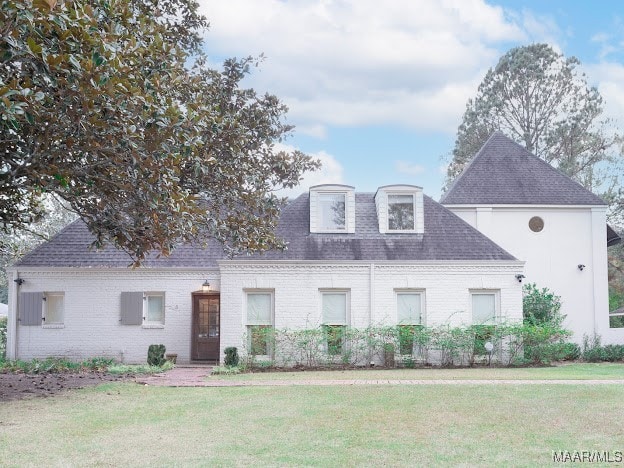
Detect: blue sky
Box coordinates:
(198, 0, 624, 200)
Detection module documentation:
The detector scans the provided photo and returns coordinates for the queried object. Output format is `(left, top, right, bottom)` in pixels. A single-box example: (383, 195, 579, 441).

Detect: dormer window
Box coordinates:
(388, 194, 415, 231)
(319, 193, 346, 231)
(309, 184, 355, 233)
(375, 185, 424, 234)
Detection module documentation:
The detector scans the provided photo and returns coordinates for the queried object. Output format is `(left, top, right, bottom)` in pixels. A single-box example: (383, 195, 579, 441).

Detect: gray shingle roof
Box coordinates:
(440, 131, 607, 206)
(15, 193, 516, 268)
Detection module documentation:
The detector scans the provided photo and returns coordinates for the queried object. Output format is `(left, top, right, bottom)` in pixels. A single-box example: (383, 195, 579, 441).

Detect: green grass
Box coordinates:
(1, 382, 623, 466)
(210, 362, 624, 381)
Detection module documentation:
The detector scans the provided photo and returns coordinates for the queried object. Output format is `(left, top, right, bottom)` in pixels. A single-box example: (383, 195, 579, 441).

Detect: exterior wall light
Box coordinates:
(13, 278, 25, 286)
(578, 264, 586, 271)
(515, 274, 525, 283)
(201, 280, 211, 292)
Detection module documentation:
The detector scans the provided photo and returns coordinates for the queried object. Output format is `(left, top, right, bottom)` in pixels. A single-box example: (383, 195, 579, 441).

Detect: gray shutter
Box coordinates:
(19, 292, 43, 326)
(120, 292, 144, 325)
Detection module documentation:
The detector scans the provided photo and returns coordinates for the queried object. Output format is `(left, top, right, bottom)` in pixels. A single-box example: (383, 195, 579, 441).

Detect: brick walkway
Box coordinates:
(136, 367, 624, 387)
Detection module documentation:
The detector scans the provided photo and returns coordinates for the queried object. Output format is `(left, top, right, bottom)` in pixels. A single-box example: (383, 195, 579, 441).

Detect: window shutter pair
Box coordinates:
(19, 292, 44, 326)
(120, 292, 144, 325)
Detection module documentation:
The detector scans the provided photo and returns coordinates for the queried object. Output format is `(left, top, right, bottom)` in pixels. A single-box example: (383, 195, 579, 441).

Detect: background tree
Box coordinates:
(0, 196, 77, 303)
(1, 0, 319, 265)
(445, 43, 620, 205)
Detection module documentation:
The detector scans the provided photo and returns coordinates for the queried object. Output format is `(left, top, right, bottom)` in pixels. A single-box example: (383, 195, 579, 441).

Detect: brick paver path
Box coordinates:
(137, 367, 624, 387)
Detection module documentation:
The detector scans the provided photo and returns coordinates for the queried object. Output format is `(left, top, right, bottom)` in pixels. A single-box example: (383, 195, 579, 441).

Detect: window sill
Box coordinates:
(42, 324, 65, 329)
(142, 324, 165, 329)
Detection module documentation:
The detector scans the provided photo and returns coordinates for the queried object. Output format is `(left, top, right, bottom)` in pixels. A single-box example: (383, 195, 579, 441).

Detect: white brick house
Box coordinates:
(6, 133, 620, 363)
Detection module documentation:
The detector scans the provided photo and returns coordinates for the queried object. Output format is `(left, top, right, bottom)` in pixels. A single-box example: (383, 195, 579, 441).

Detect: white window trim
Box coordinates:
(143, 292, 165, 328)
(394, 289, 425, 326)
(470, 290, 500, 325)
(320, 289, 350, 326)
(42, 292, 65, 329)
(244, 289, 275, 357)
(317, 191, 349, 233)
(387, 192, 417, 232)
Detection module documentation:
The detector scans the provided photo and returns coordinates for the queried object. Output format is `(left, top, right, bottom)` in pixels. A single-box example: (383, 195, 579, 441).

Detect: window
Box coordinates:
(44, 293, 64, 326)
(318, 192, 346, 231)
(120, 291, 165, 326)
(397, 292, 422, 325)
(321, 291, 348, 355)
(396, 291, 423, 355)
(471, 292, 497, 325)
(145, 293, 165, 324)
(388, 194, 415, 230)
(246, 292, 274, 356)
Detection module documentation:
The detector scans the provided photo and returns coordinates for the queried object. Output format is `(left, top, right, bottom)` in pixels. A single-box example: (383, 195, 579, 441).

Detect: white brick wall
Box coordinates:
(9, 261, 523, 364)
(9, 269, 218, 363)
(219, 261, 523, 360)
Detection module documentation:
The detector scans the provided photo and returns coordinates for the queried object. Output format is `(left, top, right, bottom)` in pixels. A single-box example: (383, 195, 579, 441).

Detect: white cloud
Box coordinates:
(395, 160, 425, 176)
(198, 0, 531, 135)
(584, 62, 624, 128)
(273, 143, 344, 198)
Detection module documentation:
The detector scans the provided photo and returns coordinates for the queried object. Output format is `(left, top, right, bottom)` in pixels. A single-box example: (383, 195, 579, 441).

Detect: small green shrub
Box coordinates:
(211, 365, 242, 375)
(224, 347, 239, 366)
(147, 344, 166, 367)
(82, 357, 115, 370)
(0, 357, 80, 374)
(0, 317, 6, 360)
(108, 361, 173, 375)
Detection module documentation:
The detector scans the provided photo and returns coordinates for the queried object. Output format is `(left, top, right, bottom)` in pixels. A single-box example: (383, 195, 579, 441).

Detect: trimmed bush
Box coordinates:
(147, 344, 166, 367)
(224, 347, 239, 367)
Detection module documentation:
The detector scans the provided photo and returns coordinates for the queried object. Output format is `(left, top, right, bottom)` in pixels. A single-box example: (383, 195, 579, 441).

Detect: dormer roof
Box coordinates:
(441, 131, 607, 206)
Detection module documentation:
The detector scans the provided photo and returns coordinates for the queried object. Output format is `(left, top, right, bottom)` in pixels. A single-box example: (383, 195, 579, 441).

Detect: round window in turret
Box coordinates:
(529, 216, 544, 232)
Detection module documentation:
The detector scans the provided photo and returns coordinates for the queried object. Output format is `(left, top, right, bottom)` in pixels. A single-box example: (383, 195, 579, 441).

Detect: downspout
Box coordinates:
(369, 263, 375, 326)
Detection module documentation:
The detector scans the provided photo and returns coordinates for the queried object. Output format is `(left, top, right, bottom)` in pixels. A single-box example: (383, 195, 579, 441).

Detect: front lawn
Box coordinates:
(1, 379, 623, 466)
(210, 362, 624, 381)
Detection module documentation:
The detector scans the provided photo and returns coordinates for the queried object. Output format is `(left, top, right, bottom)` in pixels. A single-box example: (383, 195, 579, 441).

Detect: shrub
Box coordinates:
(0, 317, 6, 360)
(147, 344, 166, 367)
(108, 361, 173, 375)
(237, 322, 571, 368)
(582, 335, 624, 362)
(211, 365, 242, 375)
(523, 283, 563, 325)
(224, 347, 239, 367)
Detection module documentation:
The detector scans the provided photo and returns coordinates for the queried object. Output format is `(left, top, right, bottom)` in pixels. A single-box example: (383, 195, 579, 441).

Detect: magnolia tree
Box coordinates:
(1, 0, 319, 265)
(445, 44, 621, 212)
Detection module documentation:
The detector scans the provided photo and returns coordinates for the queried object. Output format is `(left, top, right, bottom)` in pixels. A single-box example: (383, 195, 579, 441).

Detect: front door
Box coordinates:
(192, 294, 220, 361)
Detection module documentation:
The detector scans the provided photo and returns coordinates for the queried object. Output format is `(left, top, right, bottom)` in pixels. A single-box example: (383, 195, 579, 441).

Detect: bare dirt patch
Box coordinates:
(0, 372, 132, 402)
